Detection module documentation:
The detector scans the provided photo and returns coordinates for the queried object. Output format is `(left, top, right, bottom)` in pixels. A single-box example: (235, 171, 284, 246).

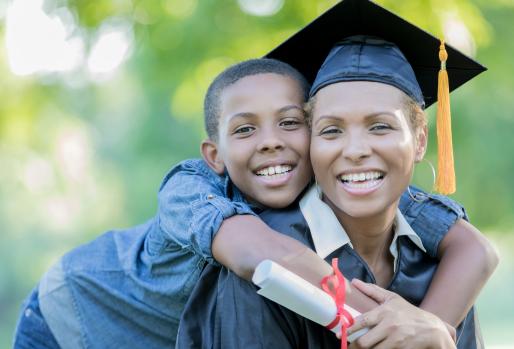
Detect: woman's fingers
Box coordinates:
(349, 322, 388, 349)
(347, 308, 380, 335)
(350, 279, 394, 305)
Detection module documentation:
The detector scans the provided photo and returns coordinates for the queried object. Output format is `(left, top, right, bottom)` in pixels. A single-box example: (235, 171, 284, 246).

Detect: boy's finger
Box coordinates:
(350, 279, 392, 304)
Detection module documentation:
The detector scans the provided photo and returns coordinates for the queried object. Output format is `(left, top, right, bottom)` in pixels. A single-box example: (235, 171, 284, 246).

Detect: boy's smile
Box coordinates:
(213, 73, 312, 208)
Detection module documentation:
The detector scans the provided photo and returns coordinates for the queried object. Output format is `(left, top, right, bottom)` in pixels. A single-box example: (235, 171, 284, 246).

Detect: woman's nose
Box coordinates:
(342, 133, 372, 162)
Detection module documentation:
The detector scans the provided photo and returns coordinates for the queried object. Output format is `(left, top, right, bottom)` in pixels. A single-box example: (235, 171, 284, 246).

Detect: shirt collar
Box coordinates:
(299, 184, 426, 271)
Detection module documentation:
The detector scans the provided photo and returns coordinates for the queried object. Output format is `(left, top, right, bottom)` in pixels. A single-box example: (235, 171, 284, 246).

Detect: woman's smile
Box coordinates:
(338, 170, 385, 196)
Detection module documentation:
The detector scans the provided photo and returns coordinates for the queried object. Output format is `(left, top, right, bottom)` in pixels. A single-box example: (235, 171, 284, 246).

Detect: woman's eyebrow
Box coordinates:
(313, 115, 341, 127)
(364, 111, 397, 119)
(313, 111, 399, 126)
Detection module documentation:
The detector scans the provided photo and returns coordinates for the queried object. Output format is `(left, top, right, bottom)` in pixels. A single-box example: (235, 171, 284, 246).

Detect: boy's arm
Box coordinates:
(212, 214, 378, 312)
(420, 219, 499, 326)
(400, 187, 499, 327)
(212, 215, 332, 284)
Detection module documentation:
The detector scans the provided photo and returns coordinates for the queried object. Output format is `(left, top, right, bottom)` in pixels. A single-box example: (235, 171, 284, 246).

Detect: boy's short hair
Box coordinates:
(204, 58, 310, 141)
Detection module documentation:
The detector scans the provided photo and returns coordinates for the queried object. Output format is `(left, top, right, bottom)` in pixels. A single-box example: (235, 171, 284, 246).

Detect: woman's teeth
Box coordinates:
(340, 171, 384, 183)
(256, 165, 292, 177)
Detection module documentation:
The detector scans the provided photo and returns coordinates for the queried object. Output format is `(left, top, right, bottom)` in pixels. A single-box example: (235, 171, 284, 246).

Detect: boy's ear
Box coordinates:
(201, 139, 225, 174)
(414, 125, 428, 162)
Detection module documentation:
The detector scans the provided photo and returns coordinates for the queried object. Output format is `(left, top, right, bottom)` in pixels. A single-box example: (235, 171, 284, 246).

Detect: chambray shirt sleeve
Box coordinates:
(399, 185, 468, 258)
(157, 159, 255, 264)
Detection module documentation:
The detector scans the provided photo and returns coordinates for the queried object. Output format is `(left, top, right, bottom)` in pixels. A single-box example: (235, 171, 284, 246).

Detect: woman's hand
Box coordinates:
(347, 279, 456, 349)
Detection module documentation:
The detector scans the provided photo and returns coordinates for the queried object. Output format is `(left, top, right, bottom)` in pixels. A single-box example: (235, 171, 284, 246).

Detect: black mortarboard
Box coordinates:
(266, 0, 488, 194)
(265, 0, 486, 108)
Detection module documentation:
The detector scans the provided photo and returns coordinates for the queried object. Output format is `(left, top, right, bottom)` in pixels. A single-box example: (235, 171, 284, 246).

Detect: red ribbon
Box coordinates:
(321, 258, 354, 349)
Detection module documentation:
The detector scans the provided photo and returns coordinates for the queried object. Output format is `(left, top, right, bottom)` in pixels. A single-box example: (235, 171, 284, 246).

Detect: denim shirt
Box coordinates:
(38, 159, 466, 349)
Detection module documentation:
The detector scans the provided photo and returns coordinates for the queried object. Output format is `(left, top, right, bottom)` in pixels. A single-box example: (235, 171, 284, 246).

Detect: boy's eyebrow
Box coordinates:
(228, 112, 256, 121)
(228, 105, 305, 122)
(278, 105, 305, 114)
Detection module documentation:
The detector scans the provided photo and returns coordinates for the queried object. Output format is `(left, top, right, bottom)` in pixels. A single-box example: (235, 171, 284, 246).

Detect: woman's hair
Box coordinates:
(402, 95, 427, 131)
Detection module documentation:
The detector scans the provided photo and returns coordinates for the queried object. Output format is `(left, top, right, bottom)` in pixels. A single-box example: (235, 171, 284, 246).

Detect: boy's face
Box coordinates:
(213, 73, 312, 208)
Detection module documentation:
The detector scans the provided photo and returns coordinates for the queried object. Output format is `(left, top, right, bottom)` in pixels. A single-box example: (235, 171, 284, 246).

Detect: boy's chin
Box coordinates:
(257, 193, 300, 209)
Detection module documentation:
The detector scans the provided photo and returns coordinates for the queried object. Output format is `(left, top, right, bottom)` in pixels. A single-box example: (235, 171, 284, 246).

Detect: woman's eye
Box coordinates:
(370, 123, 391, 131)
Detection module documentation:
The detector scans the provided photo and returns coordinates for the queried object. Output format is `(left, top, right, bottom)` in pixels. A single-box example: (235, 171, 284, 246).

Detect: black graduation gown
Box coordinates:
(176, 205, 482, 349)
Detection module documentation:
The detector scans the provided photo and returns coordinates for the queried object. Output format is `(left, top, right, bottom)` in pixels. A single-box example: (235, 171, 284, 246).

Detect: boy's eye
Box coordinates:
(319, 126, 342, 136)
(280, 118, 304, 129)
(234, 125, 255, 135)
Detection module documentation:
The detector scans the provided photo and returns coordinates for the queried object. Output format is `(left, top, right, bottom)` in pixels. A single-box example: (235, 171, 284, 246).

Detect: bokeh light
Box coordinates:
(87, 19, 134, 81)
(444, 15, 476, 57)
(163, 0, 198, 19)
(237, 0, 284, 17)
(5, 0, 84, 76)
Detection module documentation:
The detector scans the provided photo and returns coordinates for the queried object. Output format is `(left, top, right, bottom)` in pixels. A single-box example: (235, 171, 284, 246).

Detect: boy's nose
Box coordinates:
(257, 133, 285, 153)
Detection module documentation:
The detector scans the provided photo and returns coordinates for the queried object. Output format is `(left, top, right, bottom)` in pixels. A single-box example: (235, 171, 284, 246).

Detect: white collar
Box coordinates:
(299, 185, 426, 271)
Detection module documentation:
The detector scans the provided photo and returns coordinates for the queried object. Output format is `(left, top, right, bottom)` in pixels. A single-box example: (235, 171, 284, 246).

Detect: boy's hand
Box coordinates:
(347, 279, 456, 349)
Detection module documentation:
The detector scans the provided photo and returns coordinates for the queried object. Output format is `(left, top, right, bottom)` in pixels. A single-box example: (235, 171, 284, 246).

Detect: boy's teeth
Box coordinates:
(256, 165, 292, 176)
(340, 171, 383, 182)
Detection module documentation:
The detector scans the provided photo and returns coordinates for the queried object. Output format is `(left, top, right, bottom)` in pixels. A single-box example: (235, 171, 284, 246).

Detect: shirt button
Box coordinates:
(207, 194, 214, 200)
(25, 308, 32, 317)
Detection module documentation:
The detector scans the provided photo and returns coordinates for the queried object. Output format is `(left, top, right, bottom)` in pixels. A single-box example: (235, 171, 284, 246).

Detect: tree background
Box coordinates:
(1, 0, 513, 347)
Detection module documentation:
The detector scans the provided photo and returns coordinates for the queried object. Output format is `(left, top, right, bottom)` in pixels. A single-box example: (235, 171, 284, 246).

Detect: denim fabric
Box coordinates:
(36, 159, 465, 348)
(155, 159, 256, 264)
(38, 159, 254, 349)
(399, 185, 467, 258)
(13, 287, 60, 349)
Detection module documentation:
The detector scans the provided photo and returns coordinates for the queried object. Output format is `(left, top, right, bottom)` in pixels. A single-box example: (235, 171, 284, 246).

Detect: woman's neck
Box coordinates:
(324, 198, 398, 286)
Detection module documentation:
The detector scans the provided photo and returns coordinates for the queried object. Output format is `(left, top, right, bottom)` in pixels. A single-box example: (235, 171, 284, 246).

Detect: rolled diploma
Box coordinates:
(252, 260, 368, 342)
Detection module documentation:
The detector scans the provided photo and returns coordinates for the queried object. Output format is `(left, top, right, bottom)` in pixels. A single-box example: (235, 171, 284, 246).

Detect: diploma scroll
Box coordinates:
(252, 260, 368, 342)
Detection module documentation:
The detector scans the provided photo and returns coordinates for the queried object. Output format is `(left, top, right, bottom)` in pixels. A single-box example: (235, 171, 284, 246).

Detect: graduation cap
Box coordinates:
(266, 0, 487, 195)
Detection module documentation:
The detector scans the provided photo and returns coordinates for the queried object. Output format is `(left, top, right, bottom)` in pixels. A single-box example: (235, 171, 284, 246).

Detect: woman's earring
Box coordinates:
(408, 158, 436, 203)
(315, 180, 323, 198)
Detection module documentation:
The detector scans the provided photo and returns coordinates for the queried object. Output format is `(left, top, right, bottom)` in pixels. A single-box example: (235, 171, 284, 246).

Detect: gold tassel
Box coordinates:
(435, 39, 456, 195)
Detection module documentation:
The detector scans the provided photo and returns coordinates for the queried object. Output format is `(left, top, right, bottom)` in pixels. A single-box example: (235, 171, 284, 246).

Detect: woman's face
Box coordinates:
(310, 81, 426, 219)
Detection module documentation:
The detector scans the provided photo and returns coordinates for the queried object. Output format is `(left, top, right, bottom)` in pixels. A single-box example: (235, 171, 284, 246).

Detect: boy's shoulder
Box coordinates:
(159, 158, 226, 192)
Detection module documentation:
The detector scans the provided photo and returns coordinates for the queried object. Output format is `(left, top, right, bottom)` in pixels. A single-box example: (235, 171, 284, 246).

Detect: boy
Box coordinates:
(14, 59, 496, 348)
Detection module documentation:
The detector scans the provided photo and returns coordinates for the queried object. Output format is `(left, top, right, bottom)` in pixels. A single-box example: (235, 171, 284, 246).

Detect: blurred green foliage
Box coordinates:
(1, 0, 513, 347)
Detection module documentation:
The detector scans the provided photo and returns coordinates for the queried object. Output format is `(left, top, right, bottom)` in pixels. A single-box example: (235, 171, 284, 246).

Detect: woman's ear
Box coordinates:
(414, 125, 428, 162)
(201, 139, 225, 174)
